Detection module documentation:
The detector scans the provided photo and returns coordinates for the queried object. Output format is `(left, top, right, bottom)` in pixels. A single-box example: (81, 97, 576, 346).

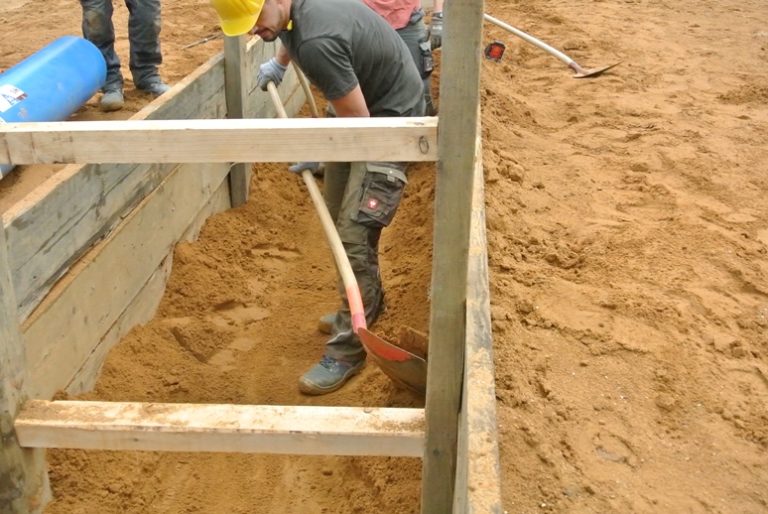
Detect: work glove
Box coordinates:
(288, 161, 323, 176)
(257, 57, 287, 91)
(430, 12, 443, 50)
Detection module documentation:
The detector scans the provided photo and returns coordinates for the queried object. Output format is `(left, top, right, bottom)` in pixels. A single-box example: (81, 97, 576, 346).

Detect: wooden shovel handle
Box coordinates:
(266, 81, 367, 333)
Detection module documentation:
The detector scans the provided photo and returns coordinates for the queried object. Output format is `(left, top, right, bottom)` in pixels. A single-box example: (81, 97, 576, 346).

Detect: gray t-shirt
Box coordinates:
(279, 0, 424, 117)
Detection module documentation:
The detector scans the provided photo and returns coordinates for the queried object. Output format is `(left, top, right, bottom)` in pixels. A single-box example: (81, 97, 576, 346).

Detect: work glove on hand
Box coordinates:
(430, 12, 443, 49)
(257, 57, 287, 91)
(288, 161, 323, 175)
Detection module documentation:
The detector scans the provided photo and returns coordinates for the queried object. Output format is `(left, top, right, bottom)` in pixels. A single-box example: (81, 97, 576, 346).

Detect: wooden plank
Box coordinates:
(0, 117, 438, 165)
(2, 51, 227, 322)
(21, 162, 230, 399)
(0, 223, 48, 513)
(224, 35, 251, 207)
(453, 137, 503, 513)
(2, 38, 303, 324)
(5, 162, 176, 321)
(421, 0, 484, 509)
(64, 256, 171, 396)
(65, 179, 231, 395)
(16, 401, 426, 458)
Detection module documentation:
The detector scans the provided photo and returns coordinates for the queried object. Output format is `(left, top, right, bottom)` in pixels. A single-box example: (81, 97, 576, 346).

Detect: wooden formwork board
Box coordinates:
(0, 118, 438, 165)
(22, 163, 231, 399)
(453, 135, 503, 513)
(1, 223, 50, 513)
(0, 37, 302, 324)
(422, 0, 486, 510)
(0, 36, 307, 512)
(2, 38, 304, 400)
(15, 401, 425, 458)
(2, 13, 503, 513)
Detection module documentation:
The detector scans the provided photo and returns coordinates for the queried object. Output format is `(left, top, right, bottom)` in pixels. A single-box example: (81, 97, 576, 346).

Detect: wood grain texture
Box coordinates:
(0, 117, 438, 164)
(421, 0, 484, 509)
(16, 401, 425, 457)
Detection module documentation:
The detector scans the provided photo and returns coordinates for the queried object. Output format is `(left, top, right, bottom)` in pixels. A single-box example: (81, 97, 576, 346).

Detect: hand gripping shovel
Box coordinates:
(483, 13, 620, 78)
(266, 76, 427, 394)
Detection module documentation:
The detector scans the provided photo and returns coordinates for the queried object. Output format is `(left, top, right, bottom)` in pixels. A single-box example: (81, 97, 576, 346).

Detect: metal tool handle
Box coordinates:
(483, 13, 575, 67)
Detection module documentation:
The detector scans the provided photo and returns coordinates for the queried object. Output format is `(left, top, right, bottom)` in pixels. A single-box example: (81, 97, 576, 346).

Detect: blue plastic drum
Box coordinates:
(0, 36, 106, 177)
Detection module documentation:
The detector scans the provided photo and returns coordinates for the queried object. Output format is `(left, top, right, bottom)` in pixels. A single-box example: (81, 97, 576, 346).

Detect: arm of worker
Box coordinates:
(257, 45, 292, 91)
(328, 86, 369, 117)
(286, 87, 367, 174)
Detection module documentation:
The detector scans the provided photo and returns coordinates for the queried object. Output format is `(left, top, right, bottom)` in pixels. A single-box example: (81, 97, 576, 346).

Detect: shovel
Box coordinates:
(483, 13, 620, 78)
(266, 76, 427, 394)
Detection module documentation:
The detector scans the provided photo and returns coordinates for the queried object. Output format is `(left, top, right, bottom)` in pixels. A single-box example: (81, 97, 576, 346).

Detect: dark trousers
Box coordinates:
(322, 162, 394, 361)
(397, 13, 436, 115)
(80, 0, 163, 91)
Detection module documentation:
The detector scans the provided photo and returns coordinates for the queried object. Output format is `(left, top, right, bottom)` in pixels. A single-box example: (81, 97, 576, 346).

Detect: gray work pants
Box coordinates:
(320, 89, 425, 362)
(80, 0, 163, 91)
(397, 11, 436, 115)
(322, 162, 406, 361)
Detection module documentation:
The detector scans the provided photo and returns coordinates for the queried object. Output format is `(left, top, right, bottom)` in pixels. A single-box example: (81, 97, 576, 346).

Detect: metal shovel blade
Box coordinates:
(572, 61, 621, 78)
(359, 328, 427, 395)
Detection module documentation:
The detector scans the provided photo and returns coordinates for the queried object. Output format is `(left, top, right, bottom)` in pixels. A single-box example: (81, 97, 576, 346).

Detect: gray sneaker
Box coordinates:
(137, 80, 170, 97)
(99, 89, 124, 112)
(299, 355, 365, 395)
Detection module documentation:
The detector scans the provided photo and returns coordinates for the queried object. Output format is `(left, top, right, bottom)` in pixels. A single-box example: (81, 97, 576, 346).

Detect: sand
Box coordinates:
(1, 0, 766, 512)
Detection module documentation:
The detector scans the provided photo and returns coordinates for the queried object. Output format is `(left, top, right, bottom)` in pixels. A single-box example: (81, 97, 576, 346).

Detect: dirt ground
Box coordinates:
(2, 0, 767, 512)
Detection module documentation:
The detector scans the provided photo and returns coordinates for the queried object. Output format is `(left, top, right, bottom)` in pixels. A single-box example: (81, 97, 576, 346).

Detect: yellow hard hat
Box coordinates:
(210, 0, 265, 36)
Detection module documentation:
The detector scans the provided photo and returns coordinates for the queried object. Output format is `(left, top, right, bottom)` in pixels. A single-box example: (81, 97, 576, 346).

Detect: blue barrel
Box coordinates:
(0, 36, 107, 177)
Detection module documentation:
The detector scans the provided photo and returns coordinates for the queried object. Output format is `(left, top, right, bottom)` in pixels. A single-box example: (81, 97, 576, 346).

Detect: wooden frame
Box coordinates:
(453, 134, 503, 513)
(0, 36, 303, 512)
(1, 37, 302, 325)
(1, 223, 49, 512)
(422, 0, 486, 510)
(1, 5, 503, 509)
(0, 118, 438, 165)
(15, 401, 424, 457)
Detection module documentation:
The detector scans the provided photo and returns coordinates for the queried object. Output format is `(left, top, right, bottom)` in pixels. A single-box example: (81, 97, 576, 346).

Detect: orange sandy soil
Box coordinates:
(2, 0, 768, 512)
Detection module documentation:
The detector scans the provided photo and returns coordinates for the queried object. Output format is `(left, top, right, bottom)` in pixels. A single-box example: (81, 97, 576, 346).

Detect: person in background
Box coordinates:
(363, 0, 436, 116)
(429, 0, 443, 49)
(211, 0, 424, 395)
(79, 0, 171, 112)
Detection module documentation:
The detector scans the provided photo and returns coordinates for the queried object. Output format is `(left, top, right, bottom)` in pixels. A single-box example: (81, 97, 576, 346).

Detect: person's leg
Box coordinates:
(397, 16, 436, 116)
(313, 161, 351, 335)
(323, 162, 388, 360)
(300, 162, 407, 394)
(80, 0, 124, 110)
(323, 161, 350, 223)
(125, 0, 168, 94)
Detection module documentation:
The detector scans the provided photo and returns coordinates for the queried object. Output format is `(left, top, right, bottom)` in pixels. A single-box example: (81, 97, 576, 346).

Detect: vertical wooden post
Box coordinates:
(1, 223, 48, 513)
(224, 35, 251, 207)
(421, 0, 484, 511)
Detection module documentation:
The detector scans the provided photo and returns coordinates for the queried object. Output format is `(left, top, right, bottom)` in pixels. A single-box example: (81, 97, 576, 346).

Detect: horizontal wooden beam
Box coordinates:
(0, 117, 438, 164)
(15, 400, 425, 457)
